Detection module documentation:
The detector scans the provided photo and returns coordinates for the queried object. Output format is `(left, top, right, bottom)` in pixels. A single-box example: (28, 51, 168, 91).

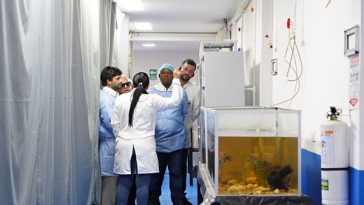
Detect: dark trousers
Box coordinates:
(117, 147, 152, 205)
(181, 148, 189, 194)
(117, 174, 151, 205)
(127, 178, 137, 205)
(149, 149, 185, 205)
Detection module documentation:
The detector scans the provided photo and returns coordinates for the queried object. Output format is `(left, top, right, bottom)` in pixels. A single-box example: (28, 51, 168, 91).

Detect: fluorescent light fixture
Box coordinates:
(119, 0, 144, 11)
(134, 22, 153, 31)
(142, 43, 156, 47)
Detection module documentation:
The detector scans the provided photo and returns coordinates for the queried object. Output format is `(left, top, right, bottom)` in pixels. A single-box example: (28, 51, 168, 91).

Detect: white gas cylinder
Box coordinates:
(320, 120, 348, 168)
(320, 106, 349, 205)
(321, 170, 349, 205)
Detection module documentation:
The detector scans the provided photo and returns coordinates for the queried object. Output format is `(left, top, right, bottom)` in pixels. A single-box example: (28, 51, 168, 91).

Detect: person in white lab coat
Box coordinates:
(111, 70, 182, 205)
(117, 75, 136, 205)
(179, 59, 199, 205)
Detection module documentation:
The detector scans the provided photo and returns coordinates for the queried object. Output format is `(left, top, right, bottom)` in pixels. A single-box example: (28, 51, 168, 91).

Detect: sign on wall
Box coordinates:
(349, 54, 359, 108)
(149, 68, 158, 80)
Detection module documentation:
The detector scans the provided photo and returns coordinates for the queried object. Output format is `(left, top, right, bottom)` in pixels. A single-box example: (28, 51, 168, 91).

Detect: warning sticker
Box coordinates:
(321, 131, 334, 164)
(349, 54, 360, 108)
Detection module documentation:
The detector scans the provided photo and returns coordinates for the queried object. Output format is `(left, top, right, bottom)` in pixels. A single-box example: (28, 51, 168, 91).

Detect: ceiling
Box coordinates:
(117, 0, 245, 51)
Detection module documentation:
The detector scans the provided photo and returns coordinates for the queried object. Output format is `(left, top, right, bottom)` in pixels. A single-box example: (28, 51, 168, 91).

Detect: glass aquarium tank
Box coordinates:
(199, 107, 301, 197)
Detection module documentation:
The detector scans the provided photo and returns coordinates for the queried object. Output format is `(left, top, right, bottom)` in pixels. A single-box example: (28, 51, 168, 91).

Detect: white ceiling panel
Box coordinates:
(116, 0, 245, 51)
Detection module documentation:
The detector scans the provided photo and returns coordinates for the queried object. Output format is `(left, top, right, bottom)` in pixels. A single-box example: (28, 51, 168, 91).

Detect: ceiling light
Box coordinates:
(134, 22, 153, 31)
(142, 43, 156, 47)
(117, 0, 144, 12)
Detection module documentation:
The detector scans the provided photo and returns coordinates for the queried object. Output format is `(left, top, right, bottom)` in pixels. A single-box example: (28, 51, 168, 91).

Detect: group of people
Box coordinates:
(98, 59, 199, 205)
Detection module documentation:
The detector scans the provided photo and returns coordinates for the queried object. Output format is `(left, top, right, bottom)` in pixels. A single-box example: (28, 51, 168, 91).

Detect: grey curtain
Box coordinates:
(0, 0, 115, 204)
(100, 0, 117, 68)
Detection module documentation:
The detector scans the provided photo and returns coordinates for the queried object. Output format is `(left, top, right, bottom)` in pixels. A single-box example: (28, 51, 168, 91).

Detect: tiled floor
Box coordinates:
(159, 170, 198, 205)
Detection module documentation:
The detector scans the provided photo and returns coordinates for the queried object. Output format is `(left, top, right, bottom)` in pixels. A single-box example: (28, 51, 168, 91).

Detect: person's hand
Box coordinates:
(173, 68, 181, 79)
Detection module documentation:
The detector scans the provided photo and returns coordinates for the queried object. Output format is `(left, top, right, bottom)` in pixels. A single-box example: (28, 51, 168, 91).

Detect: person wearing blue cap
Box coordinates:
(148, 64, 189, 205)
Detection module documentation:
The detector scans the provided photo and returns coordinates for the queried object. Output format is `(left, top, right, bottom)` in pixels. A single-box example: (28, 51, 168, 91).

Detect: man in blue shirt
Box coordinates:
(99, 66, 122, 205)
(148, 64, 188, 205)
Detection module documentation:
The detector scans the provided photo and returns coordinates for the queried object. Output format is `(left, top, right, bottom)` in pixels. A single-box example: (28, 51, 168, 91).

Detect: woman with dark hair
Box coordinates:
(111, 69, 182, 205)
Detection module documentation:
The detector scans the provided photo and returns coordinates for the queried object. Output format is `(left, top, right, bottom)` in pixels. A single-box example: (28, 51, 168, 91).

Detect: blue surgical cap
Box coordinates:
(159, 63, 174, 74)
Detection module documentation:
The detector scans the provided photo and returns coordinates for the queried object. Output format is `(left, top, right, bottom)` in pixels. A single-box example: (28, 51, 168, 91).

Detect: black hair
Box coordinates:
(100, 66, 122, 86)
(128, 72, 150, 126)
(181, 58, 196, 68)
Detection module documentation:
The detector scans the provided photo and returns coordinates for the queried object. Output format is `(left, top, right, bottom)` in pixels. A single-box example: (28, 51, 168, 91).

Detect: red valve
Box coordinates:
(287, 18, 291, 29)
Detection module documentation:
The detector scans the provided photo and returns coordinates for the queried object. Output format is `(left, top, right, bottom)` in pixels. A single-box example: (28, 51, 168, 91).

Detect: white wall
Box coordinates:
(240, 0, 273, 106)
(272, 0, 359, 154)
(112, 11, 130, 76)
(242, 0, 258, 87)
(259, 0, 273, 106)
(131, 50, 199, 86)
(239, 0, 361, 159)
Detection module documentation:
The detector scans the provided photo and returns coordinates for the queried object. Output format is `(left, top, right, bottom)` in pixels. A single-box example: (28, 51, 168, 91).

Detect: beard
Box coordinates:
(180, 74, 190, 81)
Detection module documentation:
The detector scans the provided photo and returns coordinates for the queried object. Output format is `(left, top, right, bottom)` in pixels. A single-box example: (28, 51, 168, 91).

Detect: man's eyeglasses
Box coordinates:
(121, 82, 131, 88)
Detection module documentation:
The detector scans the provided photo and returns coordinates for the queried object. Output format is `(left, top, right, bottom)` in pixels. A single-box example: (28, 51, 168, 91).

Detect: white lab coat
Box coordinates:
(183, 81, 200, 148)
(111, 79, 182, 174)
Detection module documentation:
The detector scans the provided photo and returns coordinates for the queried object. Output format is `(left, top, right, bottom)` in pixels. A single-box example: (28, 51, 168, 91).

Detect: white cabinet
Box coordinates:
(200, 51, 245, 107)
